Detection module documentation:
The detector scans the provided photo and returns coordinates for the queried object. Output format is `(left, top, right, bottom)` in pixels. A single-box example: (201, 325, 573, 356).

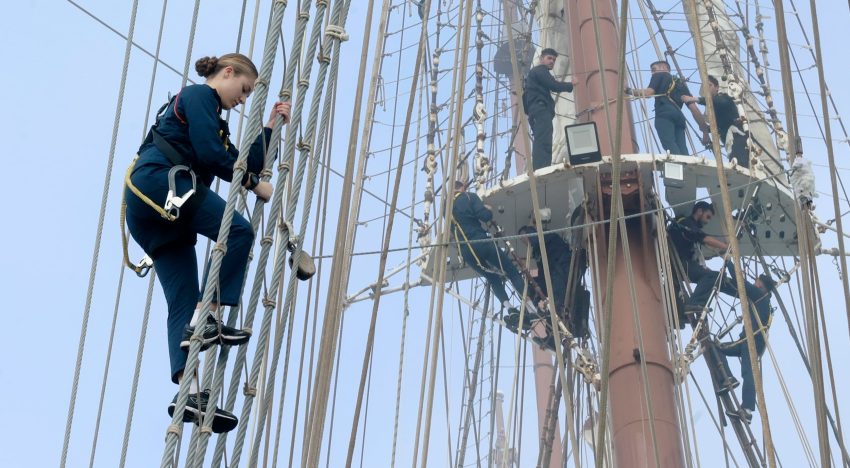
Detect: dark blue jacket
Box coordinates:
(125, 84, 272, 257)
(523, 64, 573, 116)
(451, 191, 492, 242)
(728, 263, 773, 344)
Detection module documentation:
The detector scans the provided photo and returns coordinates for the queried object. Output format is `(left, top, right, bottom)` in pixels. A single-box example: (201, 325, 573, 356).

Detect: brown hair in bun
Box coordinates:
(194, 53, 259, 79)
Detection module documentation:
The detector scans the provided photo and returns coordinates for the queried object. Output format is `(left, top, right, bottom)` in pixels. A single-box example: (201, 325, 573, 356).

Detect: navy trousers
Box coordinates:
(150, 191, 254, 383)
(685, 261, 738, 308)
(720, 339, 766, 411)
(529, 109, 554, 170)
(655, 113, 688, 155)
(460, 239, 527, 305)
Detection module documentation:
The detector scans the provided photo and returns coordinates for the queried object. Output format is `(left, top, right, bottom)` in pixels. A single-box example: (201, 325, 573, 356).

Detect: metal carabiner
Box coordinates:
(163, 165, 197, 220)
(134, 255, 154, 278)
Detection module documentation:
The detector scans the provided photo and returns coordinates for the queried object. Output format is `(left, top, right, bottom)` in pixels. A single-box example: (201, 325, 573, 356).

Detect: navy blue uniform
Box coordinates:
(524, 64, 573, 170)
(125, 84, 272, 382)
(668, 215, 736, 308)
(648, 72, 693, 155)
(452, 191, 526, 304)
(699, 93, 749, 167)
(718, 271, 772, 411)
(526, 233, 571, 309)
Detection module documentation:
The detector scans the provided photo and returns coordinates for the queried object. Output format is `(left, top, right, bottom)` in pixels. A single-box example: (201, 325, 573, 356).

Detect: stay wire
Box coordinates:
(61, 1, 140, 466)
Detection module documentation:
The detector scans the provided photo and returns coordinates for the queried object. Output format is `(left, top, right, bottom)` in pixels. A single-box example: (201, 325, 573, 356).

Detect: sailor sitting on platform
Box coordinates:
(451, 181, 539, 331)
(668, 202, 737, 313)
(626, 60, 709, 156)
(715, 264, 777, 424)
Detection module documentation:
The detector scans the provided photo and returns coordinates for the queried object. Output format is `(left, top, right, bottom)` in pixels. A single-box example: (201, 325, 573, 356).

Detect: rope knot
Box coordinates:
(325, 25, 349, 42)
(260, 168, 274, 179)
(299, 10, 310, 21)
(278, 160, 292, 173)
(200, 426, 213, 435)
(317, 49, 331, 64)
(261, 235, 274, 246)
(243, 382, 257, 396)
(262, 296, 277, 308)
(233, 160, 248, 172)
(280, 89, 292, 101)
(254, 78, 269, 88)
(166, 424, 182, 436)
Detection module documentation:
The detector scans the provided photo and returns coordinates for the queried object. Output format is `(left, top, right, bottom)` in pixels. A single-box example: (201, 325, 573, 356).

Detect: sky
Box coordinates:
(2, 0, 850, 467)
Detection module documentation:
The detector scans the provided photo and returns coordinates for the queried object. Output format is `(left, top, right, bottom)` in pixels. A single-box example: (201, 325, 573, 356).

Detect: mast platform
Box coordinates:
(424, 153, 798, 285)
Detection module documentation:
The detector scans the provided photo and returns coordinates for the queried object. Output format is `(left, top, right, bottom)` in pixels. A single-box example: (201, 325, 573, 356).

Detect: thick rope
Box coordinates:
(299, 0, 376, 462)
(206, 0, 303, 464)
(161, 0, 281, 464)
(211, 0, 325, 464)
(417, 0, 467, 464)
(683, 2, 776, 467)
(61, 2, 140, 466)
(242, 1, 352, 464)
(343, 0, 432, 462)
(808, 0, 850, 353)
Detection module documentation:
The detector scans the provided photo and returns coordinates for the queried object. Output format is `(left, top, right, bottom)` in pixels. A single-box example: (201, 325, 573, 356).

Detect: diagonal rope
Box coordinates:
(61, 1, 140, 466)
(242, 1, 354, 464)
(684, 1, 776, 466)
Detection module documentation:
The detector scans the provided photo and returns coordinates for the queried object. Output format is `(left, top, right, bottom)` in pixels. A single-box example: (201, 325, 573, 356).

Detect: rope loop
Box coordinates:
(262, 296, 277, 309)
(317, 50, 331, 64)
(296, 139, 312, 153)
(166, 424, 182, 436)
(254, 78, 269, 89)
(278, 160, 292, 173)
(280, 89, 292, 101)
(325, 25, 349, 42)
(260, 235, 274, 247)
(199, 426, 213, 435)
(259, 168, 274, 179)
(212, 241, 228, 256)
(298, 78, 310, 89)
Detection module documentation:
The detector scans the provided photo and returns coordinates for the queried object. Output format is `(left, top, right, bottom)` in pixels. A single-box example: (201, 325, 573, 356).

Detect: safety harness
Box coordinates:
(120, 92, 230, 276)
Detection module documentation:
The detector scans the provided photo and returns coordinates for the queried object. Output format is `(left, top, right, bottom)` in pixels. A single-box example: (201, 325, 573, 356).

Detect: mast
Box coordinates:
(564, 0, 685, 466)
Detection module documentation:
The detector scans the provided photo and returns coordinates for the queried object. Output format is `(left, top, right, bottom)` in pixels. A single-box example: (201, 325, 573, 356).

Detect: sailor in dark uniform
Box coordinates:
(668, 201, 737, 312)
(717, 267, 776, 424)
(627, 60, 709, 155)
(451, 181, 538, 329)
(124, 53, 291, 432)
(523, 48, 574, 170)
(687, 75, 750, 167)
